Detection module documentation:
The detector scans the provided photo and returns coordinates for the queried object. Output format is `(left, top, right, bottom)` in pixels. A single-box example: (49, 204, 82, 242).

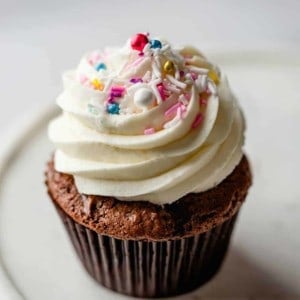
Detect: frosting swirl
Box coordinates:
(48, 33, 245, 205)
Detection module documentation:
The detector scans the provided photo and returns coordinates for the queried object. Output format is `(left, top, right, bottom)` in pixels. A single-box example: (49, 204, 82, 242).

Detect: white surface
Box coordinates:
(0, 49, 300, 300)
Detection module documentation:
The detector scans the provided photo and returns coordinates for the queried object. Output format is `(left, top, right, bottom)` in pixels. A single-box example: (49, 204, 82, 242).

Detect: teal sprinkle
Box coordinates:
(107, 102, 120, 115)
(95, 62, 107, 71)
(150, 39, 162, 49)
(87, 104, 99, 115)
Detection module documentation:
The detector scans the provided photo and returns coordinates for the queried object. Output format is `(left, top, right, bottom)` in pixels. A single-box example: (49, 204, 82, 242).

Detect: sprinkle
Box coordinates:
(91, 78, 104, 91)
(179, 94, 189, 105)
(154, 55, 161, 68)
(151, 84, 162, 104)
(95, 62, 107, 71)
(143, 70, 151, 82)
(178, 105, 187, 119)
(79, 74, 88, 84)
(161, 44, 170, 52)
(107, 102, 120, 114)
(89, 51, 100, 65)
(144, 128, 155, 135)
(187, 66, 209, 74)
(195, 75, 207, 92)
(157, 83, 167, 101)
(165, 102, 181, 118)
(130, 78, 143, 84)
(207, 81, 217, 95)
(111, 91, 123, 98)
(208, 70, 220, 84)
(200, 98, 208, 106)
(134, 88, 155, 109)
(130, 33, 149, 52)
(166, 74, 187, 89)
(163, 60, 175, 76)
(150, 39, 162, 49)
(143, 42, 151, 53)
(165, 84, 181, 94)
(191, 72, 198, 80)
(152, 61, 162, 78)
(111, 86, 125, 93)
(103, 78, 112, 92)
(163, 114, 181, 129)
(87, 104, 100, 115)
(192, 113, 203, 129)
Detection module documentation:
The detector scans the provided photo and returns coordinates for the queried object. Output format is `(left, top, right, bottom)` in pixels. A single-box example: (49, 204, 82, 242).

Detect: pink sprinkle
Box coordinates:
(125, 56, 144, 71)
(144, 128, 155, 135)
(165, 102, 181, 118)
(79, 74, 88, 84)
(192, 113, 203, 129)
(191, 72, 198, 80)
(184, 93, 191, 100)
(178, 105, 187, 119)
(111, 91, 123, 98)
(130, 77, 143, 83)
(89, 51, 100, 65)
(157, 84, 167, 101)
(205, 87, 211, 95)
(200, 98, 208, 106)
(111, 86, 125, 93)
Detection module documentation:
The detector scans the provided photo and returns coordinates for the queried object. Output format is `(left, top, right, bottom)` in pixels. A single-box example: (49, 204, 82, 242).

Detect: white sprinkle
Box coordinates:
(175, 68, 180, 80)
(201, 75, 208, 88)
(187, 66, 209, 74)
(103, 78, 112, 92)
(127, 82, 143, 93)
(208, 80, 217, 95)
(165, 84, 181, 93)
(142, 70, 151, 82)
(194, 75, 207, 93)
(163, 114, 181, 129)
(151, 78, 162, 86)
(161, 44, 170, 52)
(179, 94, 189, 105)
(143, 43, 151, 53)
(154, 55, 161, 68)
(166, 75, 187, 89)
(151, 84, 162, 104)
(152, 61, 161, 78)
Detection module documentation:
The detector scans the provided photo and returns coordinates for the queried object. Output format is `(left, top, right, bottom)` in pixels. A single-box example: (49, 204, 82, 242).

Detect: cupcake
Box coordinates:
(46, 33, 252, 298)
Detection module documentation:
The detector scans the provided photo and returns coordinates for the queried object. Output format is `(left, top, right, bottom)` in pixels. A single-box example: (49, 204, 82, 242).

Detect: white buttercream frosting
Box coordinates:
(48, 33, 245, 205)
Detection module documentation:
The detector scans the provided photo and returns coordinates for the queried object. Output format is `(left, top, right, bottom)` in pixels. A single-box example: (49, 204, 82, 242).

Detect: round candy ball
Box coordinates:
(150, 39, 162, 49)
(163, 60, 175, 75)
(134, 88, 155, 109)
(107, 102, 120, 114)
(130, 33, 149, 52)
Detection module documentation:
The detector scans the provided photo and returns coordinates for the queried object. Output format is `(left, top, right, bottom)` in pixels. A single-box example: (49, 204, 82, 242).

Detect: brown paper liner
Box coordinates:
(56, 205, 238, 298)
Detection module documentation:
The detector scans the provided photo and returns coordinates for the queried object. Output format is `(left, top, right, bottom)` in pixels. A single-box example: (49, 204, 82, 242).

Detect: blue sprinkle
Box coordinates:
(95, 62, 107, 71)
(107, 102, 120, 115)
(150, 39, 162, 49)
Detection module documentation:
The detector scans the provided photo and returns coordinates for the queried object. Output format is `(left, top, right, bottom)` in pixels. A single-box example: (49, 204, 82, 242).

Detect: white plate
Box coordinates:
(0, 48, 300, 300)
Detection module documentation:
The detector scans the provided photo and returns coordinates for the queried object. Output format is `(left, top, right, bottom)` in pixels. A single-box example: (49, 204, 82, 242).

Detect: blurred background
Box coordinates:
(0, 0, 300, 299)
(0, 0, 299, 130)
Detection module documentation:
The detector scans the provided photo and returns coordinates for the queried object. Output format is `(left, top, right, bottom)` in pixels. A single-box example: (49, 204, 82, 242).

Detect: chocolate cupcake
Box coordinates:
(46, 33, 252, 298)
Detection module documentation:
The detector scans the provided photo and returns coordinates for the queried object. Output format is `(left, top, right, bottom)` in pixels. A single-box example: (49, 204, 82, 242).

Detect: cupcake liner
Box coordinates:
(56, 204, 238, 298)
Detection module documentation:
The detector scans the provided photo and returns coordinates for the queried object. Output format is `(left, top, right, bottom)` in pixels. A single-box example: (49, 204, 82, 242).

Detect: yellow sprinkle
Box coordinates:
(91, 78, 104, 90)
(163, 60, 175, 76)
(208, 70, 220, 85)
